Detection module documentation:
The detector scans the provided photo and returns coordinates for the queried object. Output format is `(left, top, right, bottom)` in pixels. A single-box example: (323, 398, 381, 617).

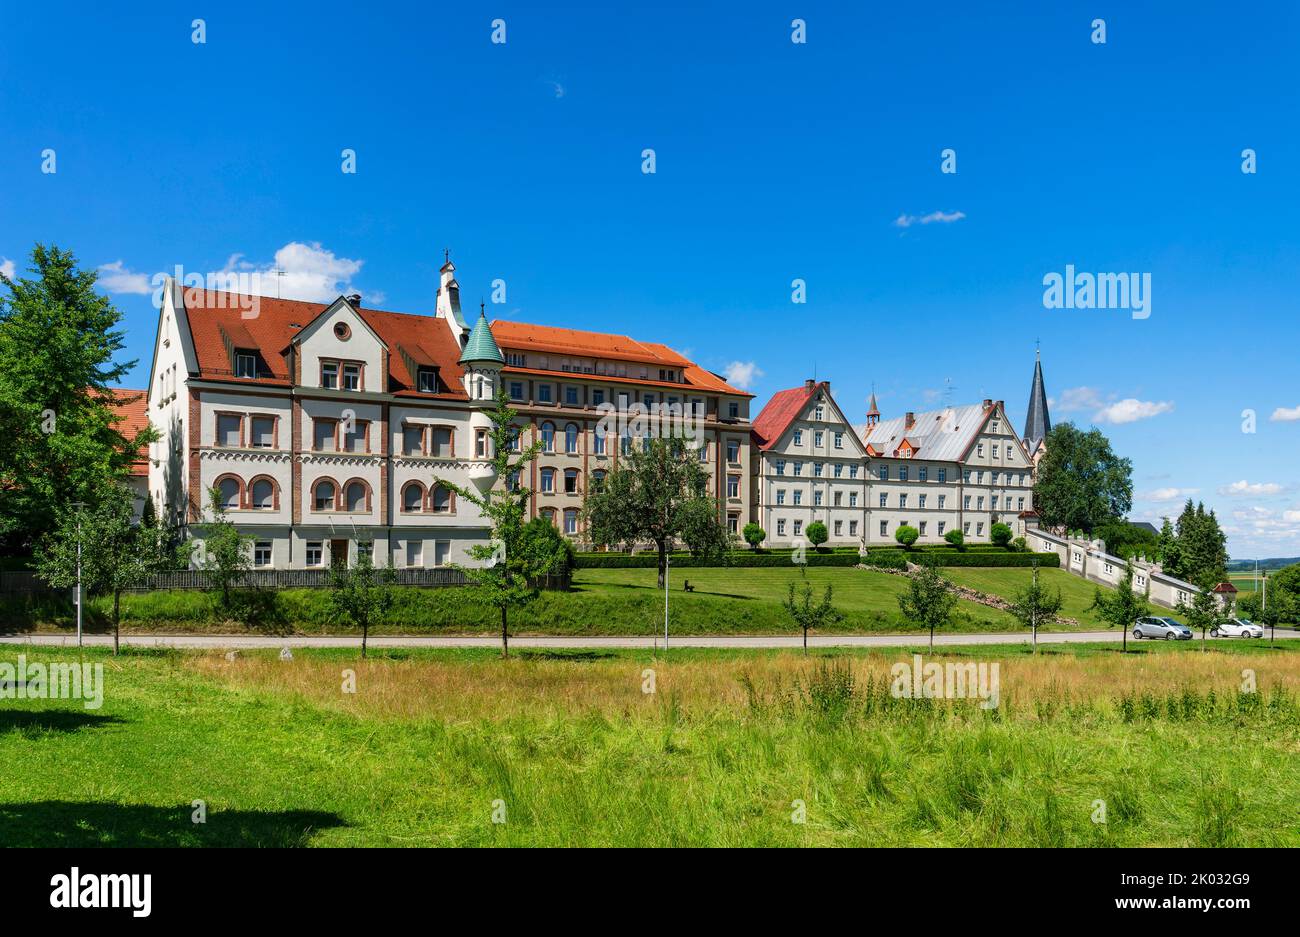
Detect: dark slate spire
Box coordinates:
(1023, 346, 1050, 453)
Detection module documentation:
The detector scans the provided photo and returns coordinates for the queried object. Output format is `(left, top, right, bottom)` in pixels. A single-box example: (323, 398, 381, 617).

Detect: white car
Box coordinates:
(1211, 618, 1264, 638)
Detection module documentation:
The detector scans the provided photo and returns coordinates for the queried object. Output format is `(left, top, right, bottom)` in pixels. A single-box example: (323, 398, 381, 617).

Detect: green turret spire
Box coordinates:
(459, 305, 504, 364)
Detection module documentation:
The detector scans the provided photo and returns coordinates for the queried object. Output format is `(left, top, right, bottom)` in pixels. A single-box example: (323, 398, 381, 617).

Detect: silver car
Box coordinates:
(1211, 618, 1264, 638)
(1132, 616, 1193, 640)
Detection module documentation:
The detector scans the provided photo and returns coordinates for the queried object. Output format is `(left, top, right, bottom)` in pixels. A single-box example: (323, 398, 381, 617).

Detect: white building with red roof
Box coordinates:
(750, 380, 868, 547)
(749, 381, 1038, 549)
(144, 256, 753, 567)
(146, 262, 495, 570)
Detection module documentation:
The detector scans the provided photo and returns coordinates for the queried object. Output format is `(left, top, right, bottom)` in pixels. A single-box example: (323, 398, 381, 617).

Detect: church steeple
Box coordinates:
(1023, 345, 1050, 456)
(865, 388, 880, 428)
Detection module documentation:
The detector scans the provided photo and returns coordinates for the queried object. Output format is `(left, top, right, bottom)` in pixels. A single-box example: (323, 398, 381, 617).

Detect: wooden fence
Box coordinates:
(0, 569, 570, 595)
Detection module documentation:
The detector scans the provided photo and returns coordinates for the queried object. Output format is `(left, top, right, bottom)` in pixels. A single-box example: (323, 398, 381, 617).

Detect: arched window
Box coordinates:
(540, 467, 555, 493)
(540, 421, 555, 452)
(313, 480, 336, 511)
(431, 485, 452, 513)
(344, 481, 368, 512)
(250, 478, 275, 510)
(401, 482, 425, 513)
(217, 476, 241, 509)
(564, 423, 579, 453)
(591, 469, 607, 492)
(540, 508, 557, 526)
(563, 468, 579, 494)
(593, 424, 606, 455)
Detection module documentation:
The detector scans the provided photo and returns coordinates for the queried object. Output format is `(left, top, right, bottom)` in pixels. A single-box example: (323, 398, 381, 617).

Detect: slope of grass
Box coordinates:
(2, 566, 1122, 637)
(2, 643, 1298, 847)
(940, 567, 1114, 629)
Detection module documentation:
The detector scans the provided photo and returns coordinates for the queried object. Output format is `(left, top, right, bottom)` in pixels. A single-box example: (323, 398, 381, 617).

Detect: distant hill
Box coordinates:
(1227, 557, 1300, 572)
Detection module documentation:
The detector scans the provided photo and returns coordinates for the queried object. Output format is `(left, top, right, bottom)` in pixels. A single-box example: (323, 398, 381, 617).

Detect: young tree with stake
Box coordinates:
(38, 483, 167, 655)
(783, 566, 839, 655)
(1089, 560, 1150, 653)
(328, 540, 395, 659)
(897, 558, 958, 653)
(1006, 560, 1063, 652)
(435, 387, 545, 659)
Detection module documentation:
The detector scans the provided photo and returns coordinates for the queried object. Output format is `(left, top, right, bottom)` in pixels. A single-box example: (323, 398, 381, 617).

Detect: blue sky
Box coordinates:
(2, 1, 1298, 557)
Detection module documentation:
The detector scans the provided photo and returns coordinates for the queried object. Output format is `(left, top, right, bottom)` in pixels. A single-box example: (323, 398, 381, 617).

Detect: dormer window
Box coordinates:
(235, 352, 257, 379)
(417, 367, 439, 393)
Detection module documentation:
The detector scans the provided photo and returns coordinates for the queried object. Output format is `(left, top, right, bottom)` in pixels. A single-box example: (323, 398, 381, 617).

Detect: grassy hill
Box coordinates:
(3, 565, 1122, 637)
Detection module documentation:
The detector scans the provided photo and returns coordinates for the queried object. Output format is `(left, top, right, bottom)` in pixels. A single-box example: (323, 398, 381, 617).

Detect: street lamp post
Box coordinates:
(71, 501, 86, 647)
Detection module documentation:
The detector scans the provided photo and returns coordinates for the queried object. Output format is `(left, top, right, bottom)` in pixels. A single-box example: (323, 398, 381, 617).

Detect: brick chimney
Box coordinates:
(905, 411, 915, 430)
(983, 398, 992, 408)
(804, 379, 815, 392)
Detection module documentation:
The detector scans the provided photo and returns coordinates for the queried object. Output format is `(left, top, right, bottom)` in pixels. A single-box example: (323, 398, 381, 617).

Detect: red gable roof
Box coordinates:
(490, 321, 750, 396)
(751, 381, 824, 451)
(106, 388, 150, 477)
(179, 288, 468, 399)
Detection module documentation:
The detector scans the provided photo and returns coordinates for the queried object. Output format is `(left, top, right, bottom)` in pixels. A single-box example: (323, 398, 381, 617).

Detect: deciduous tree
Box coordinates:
(1033, 422, 1133, 535)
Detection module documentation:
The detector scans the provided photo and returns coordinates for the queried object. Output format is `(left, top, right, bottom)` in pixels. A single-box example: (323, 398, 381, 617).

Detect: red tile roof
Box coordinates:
(179, 288, 468, 399)
(491, 321, 750, 396)
(750, 381, 822, 451)
(106, 388, 150, 476)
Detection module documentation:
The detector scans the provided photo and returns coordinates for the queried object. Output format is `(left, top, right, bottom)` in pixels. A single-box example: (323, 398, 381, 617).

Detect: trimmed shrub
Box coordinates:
(863, 549, 1061, 569)
(894, 525, 919, 549)
(990, 522, 1013, 547)
(806, 521, 829, 548)
(742, 523, 766, 550)
(944, 529, 965, 551)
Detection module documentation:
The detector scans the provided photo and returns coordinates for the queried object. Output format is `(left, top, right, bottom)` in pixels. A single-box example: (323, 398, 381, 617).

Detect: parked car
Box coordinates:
(1132, 616, 1193, 640)
(1211, 618, 1264, 638)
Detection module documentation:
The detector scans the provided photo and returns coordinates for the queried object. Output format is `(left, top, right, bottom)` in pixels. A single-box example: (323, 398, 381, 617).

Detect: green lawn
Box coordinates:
(4, 565, 1121, 637)
(3, 642, 1299, 847)
(941, 567, 1113, 629)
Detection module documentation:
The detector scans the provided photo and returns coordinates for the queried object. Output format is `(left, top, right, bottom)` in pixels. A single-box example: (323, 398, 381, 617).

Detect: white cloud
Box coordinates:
(1093, 398, 1174, 424)
(1270, 405, 1300, 422)
(722, 361, 764, 390)
(96, 260, 153, 295)
(547, 80, 565, 99)
(1284, 509, 1300, 523)
(1051, 386, 1104, 413)
(0, 257, 14, 280)
(894, 210, 965, 228)
(207, 242, 365, 303)
(1218, 480, 1285, 497)
(1138, 487, 1198, 503)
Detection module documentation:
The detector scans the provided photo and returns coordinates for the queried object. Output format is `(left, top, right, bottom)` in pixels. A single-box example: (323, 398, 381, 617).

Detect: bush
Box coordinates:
(895, 525, 919, 549)
(944, 529, 965, 551)
(806, 522, 828, 548)
(990, 523, 1013, 548)
(1011, 536, 1027, 553)
(742, 523, 766, 550)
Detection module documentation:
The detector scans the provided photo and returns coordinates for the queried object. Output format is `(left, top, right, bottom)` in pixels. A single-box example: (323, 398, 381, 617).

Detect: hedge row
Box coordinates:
(574, 552, 860, 569)
(863, 550, 1061, 569)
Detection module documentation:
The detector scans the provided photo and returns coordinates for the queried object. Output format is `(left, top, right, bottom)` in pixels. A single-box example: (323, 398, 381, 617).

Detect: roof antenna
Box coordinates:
(272, 267, 286, 299)
(943, 377, 955, 407)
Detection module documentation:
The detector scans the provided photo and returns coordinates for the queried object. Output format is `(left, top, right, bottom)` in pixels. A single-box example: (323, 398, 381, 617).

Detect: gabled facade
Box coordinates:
(147, 276, 490, 570)
(751, 380, 868, 546)
(863, 398, 1036, 544)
